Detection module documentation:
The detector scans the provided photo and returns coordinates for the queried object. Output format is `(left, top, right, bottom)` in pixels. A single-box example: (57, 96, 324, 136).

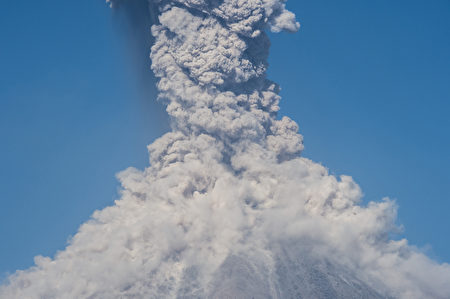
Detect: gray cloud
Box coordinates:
(1, 1, 449, 298)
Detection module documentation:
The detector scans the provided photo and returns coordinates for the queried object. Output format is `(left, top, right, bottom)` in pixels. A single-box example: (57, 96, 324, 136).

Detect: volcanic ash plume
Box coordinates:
(2, 0, 450, 298)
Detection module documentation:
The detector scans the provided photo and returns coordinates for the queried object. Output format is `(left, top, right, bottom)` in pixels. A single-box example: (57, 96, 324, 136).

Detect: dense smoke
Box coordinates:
(1, 0, 450, 298)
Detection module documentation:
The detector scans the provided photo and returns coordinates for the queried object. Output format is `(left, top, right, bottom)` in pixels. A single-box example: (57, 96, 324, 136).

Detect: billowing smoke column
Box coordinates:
(2, 1, 450, 298)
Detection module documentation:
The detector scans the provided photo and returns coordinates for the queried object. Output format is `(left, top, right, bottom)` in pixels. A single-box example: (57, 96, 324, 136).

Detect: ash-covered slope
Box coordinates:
(1, 0, 450, 298)
(273, 245, 387, 299)
(209, 248, 387, 299)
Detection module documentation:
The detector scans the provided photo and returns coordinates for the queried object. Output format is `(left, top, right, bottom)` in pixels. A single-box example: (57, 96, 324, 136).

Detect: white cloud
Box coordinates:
(2, 1, 449, 298)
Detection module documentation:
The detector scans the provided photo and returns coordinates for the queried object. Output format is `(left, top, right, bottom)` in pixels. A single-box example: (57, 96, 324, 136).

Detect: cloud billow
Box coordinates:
(1, 1, 449, 298)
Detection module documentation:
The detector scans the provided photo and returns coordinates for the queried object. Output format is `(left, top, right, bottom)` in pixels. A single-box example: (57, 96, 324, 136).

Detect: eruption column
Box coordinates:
(1, 1, 450, 298)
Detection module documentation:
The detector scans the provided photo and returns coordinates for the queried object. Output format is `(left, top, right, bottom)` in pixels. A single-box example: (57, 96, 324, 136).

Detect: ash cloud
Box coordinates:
(110, 0, 167, 127)
(1, 1, 450, 298)
(110, 0, 156, 77)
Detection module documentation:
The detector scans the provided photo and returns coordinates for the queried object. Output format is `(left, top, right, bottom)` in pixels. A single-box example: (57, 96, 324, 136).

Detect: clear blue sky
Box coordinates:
(0, 0, 449, 277)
